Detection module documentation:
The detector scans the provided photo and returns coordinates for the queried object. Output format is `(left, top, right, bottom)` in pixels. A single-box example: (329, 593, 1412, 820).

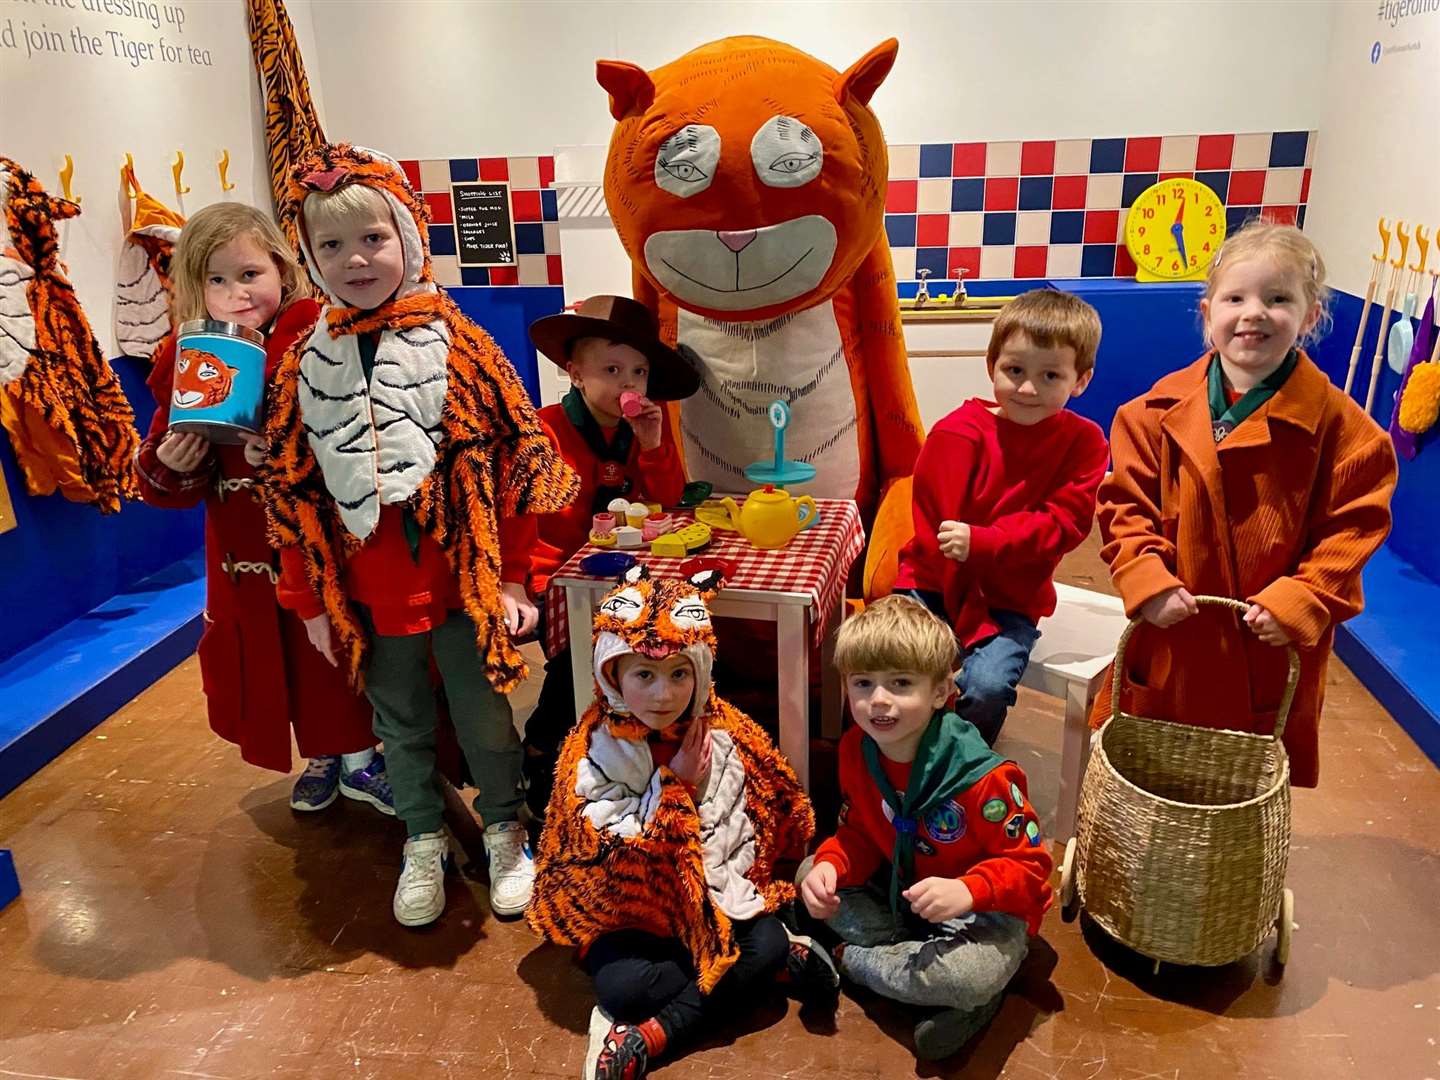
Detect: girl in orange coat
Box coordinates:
(1091, 223, 1397, 786)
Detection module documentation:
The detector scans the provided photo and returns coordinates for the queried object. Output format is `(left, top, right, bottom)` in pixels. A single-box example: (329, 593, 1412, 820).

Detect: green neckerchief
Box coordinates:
(359, 331, 422, 564)
(1208, 348, 1299, 444)
(861, 710, 1004, 915)
(562, 387, 636, 511)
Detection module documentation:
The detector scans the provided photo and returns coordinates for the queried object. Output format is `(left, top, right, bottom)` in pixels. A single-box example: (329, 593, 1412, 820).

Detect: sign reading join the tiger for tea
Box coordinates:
(452, 182, 516, 267)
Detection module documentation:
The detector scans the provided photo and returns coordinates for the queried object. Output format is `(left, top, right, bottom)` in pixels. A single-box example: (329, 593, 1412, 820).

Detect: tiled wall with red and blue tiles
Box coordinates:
(396, 155, 562, 287)
(885, 130, 1316, 289)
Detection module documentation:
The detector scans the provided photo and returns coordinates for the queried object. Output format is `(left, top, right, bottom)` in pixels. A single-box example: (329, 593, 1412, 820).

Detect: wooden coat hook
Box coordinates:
(172, 150, 190, 196)
(218, 149, 236, 192)
(59, 155, 79, 204)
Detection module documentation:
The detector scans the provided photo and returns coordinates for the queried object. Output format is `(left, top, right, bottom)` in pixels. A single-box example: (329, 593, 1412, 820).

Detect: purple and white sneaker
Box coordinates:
(339, 754, 396, 816)
(290, 756, 341, 812)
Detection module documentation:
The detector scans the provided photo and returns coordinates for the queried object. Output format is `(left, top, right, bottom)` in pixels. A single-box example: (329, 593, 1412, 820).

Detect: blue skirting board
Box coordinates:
(1333, 543, 1440, 769)
(0, 551, 205, 800)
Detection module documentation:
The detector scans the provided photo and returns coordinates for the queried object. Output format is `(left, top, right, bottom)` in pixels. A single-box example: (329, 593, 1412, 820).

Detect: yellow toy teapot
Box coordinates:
(719, 485, 817, 549)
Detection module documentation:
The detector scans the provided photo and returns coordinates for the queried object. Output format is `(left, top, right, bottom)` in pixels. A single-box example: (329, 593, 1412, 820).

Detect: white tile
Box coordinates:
(890, 245, 916, 280)
(1264, 168, 1304, 205)
(980, 245, 1015, 279)
(1160, 135, 1199, 171)
(1305, 131, 1317, 166)
(430, 254, 461, 287)
(949, 212, 984, 246)
(889, 144, 920, 180)
(986, 141, 1021, 176)
(1054, 139, 1091, 175)
(1048, 244, 1083, 277)
(918, 178, 951, 213)
(1232, 133, 1273, 170)
(418, 159, 451, 193)
(517, 253, 549, 286)
(543, 222, 561, 253)
(508, 157, 542, 190)
(1086, 173, 1123, 209)
(1017, 211, 1052, 246)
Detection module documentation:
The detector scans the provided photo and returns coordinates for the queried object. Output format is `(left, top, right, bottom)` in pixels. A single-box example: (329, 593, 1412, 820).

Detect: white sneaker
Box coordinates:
(393, 831, 450, 927)
(483, 820, 535, 917)
(582, 1005, 612, 1080)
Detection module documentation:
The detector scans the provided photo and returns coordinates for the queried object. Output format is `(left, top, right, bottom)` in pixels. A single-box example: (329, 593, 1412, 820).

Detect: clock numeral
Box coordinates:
(1173, 187, 1185, 199)
(1141, 208, 1156, 220)
(1205, 205, 1214, 217)
(1210, 224, 1218, 235)
(1155, 194, 1167, 206)
(1143, 243, 1151, 255)
(1172, 260, 1181, 271)
(1137, 225, 1146, 237)
(1203, 242, 1212, 252)
(1190, 255, 1199, 267)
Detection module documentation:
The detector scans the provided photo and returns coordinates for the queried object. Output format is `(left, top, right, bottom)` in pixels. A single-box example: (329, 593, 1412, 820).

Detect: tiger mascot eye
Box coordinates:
(598, 36, 924, 593)
(171, 348, 239, 410)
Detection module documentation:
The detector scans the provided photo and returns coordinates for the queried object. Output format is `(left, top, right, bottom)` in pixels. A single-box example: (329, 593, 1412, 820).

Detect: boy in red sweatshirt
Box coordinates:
(519, 296, 699, 816)
(799, 596, 1052, 1060)
(893, 289, 1108, 744)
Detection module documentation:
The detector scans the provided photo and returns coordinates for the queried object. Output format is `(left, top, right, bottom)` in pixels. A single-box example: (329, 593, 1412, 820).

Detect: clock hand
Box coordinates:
(1170, 220, 1189, 268)
(1173, 195, 1186, 228)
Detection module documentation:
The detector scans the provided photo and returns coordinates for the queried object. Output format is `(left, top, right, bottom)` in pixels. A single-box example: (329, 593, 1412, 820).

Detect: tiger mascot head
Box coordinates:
(598, 35, 896, 323)
(171, 348, 239, 410)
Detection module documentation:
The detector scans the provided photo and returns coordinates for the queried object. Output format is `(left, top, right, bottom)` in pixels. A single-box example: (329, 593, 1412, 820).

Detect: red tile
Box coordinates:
(1159, 171, 1193, 182)
(1262, 205, 1299, 226)
(952, 142, 986, 177)
(424, 192, 453, 225)
(1052, 175, 1087, 210)
(511, 189, 543, 222)
(1124, 137, 1162, 172)
(539, 156, 556, 189)
(1014, 245, 1049, 278)
(948, 246, 982, 280)
(1196, 134, 1234, 171)
(917, 213, 949, 247)
(1228, 170, 1266, 205)
(1301, 168, 1312, 203)
(1084, 209, 1120, 244)
(479, 157, 509, 182)
(489, 265, 518, 286)
(984, 177, 1018, 211)
(399, 159, 423, 192)
(1021, 141, 1056, 176)
(547, 254, 564, 285)
(886, 179, 918, 213)
(1115, 247, 1138, 277)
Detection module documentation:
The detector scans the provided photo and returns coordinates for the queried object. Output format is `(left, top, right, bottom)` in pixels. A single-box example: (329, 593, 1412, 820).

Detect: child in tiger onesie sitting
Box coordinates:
(527, 566, 839, 1080)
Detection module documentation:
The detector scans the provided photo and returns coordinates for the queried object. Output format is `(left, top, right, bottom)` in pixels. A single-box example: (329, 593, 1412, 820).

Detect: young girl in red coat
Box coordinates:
(133, 202, 391, 815)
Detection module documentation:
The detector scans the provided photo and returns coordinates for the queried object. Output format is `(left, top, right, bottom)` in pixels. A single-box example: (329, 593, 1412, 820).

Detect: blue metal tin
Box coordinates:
(167, 319, 266, 444)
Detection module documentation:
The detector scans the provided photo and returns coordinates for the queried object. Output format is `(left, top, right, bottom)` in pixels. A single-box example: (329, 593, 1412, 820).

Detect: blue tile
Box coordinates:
(429, 224, 457, 257)
(1081, 244, 1116, 277)
(1019, 176, 1053, 211)
(916, 247, 949, 279)
(1122, 173, 1159, 208)
(541, 189, 558, 222)
(449, 158, 479, 182)
(1226, 206, 1261, 234)
(1090, 138, 1126, 174)
(461, 267, 490, 286)
(920, 143, 953, 177)
(515, 222, 546, 255)
(885, 214, 917, 247)
(1269, 131, 1308, 168)
(1297, 205, 1307, 229)
(1195, 171, 1230, 202)
(896, 280, 919, 299)
(983, 212, 1016, 246)
(951, 178, 985, 212)
(1050, 210, 1085, 245)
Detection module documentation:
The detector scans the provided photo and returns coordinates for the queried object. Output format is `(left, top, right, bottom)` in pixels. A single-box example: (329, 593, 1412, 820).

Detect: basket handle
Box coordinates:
(1109, 594, 1300, 743)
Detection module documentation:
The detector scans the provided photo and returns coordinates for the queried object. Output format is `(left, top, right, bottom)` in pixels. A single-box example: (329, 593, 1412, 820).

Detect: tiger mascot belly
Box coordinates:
(598, 35, 923, 587)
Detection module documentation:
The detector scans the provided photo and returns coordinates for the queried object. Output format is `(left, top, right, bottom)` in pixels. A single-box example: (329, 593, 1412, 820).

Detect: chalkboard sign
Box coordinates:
(452, 182, 516, 267)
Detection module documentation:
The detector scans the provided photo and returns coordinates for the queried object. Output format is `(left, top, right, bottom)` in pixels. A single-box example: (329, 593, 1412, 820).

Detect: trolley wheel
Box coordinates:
(1059, 837, 1080, 922)
(1274, 888, 1294, 968)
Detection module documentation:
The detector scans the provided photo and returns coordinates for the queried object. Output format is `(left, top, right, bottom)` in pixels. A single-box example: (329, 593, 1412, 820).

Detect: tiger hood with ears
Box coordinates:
(527, 566, 814, 993)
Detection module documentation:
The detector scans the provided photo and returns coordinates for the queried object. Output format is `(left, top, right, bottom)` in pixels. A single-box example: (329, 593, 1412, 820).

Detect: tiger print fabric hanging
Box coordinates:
(0, 156, 138, 514)
(114, 188, 184, 361)
(261, 144, 578, 692)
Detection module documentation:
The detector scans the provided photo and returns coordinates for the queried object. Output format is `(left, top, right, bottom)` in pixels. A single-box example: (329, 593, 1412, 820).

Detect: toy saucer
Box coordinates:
(579, 551, 637, 577)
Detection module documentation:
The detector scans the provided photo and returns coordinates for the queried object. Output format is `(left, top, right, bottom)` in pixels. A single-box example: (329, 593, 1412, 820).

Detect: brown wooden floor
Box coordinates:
(2, 536, 1438, 1078)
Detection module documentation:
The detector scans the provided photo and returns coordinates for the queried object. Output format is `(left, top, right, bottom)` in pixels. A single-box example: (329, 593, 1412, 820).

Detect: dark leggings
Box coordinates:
(583, 915, 789, 1048)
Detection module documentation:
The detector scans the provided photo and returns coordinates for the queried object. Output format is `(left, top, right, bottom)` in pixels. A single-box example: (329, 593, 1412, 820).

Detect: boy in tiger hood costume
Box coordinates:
(262, 143, 578, 927)
(527, 566, 839, 1080)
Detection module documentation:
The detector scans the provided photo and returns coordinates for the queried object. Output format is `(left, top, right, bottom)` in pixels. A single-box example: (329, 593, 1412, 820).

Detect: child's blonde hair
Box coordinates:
(300, 182, 393, 238)
(986, 289, 1102, 377)
(834, 595, 958, 683)
(171, 202, 310, 325)
(1205, 221, 1331, 345)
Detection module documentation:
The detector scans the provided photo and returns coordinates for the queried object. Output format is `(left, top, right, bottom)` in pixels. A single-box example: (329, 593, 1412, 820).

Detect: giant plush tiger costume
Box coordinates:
(0, 155, 138, 514)
(527, 566, 814, 992)
(260, 143, 578, 692)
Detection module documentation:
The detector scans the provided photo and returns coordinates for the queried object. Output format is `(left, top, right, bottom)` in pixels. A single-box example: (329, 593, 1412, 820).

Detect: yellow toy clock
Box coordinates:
(1125, 177, 1227, 282)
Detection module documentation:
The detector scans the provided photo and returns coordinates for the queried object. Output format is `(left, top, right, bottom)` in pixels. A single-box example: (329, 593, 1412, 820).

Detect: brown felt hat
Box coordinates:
(528, 295, 701, 401)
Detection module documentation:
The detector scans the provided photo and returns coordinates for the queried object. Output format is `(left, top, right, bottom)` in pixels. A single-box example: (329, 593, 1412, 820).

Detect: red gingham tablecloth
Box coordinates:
(544, 498, 865, 655)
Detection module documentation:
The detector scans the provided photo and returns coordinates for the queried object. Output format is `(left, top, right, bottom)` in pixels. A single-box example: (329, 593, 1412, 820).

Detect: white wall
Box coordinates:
(1304, 4, 1440, 297)
(308, 0, 1333, 154)
(0, 0, 327, 355)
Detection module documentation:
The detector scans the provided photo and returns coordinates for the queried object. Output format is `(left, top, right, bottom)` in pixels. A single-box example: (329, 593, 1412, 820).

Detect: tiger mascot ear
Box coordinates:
(596, 60, 654, 121)
(688, 568, 725, 599)
(834, 38, 898, 106)
(620, 562, 652, 586)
